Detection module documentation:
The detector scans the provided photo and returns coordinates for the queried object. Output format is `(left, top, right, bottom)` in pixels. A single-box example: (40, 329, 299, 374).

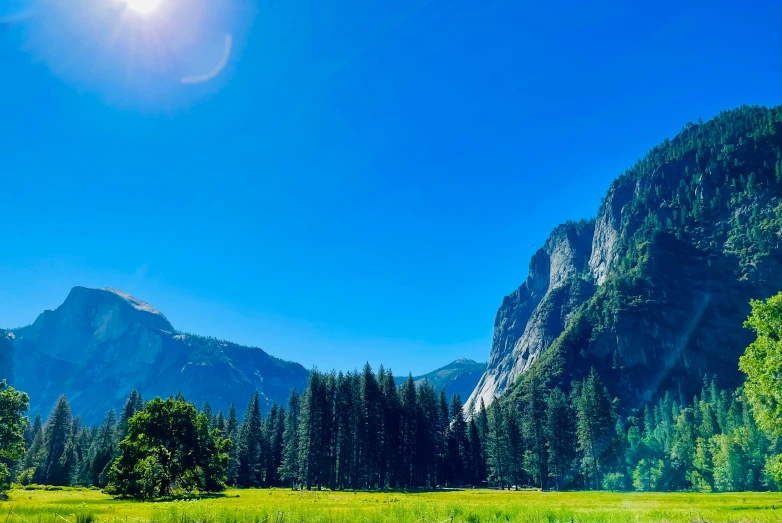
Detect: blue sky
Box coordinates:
(0, 0, 779, 375)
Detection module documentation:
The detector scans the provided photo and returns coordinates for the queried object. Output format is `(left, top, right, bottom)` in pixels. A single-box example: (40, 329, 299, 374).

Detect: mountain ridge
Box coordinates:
(397, 358, 486, 402)
(3, 286, 309, 423)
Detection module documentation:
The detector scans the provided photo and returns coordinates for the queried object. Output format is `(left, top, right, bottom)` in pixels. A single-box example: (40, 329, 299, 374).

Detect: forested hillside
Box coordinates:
(470, 105, 782, 412)
(397, 359, 486, 402)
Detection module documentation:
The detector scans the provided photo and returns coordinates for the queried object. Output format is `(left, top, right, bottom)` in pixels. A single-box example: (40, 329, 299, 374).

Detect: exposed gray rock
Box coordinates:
(467, 221, 594, 408)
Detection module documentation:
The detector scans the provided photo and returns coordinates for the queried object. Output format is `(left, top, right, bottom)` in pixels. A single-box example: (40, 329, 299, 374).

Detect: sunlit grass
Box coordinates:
(4, 488, 782, 523)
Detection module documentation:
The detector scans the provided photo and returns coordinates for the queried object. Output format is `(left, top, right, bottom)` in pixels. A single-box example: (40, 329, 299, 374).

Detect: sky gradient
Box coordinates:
(1, 0, 780, 375)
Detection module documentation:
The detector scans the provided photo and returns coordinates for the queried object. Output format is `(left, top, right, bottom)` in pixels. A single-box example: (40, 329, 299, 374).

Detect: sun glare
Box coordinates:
(126, 0, 161, 14)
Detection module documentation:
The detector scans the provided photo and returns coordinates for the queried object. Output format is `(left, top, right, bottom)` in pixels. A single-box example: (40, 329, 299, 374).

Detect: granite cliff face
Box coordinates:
(469, 105, 782, 410)
(5, 287, 308, 422)
(468, 222, 594, 407)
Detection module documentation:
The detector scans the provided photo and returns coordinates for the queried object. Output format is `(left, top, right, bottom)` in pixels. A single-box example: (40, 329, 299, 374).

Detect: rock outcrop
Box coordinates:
(5, 287, 308, 423)
(468, 221, 595, 408)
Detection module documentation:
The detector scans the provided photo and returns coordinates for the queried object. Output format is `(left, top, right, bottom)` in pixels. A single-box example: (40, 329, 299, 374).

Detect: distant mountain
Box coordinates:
(469, 105, 782, 412)
(2, 286, 308, 423)
(398, 359, 486, 402)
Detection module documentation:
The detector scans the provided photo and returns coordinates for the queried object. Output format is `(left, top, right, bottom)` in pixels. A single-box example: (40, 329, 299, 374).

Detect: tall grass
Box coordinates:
(4, 488, 782, 523)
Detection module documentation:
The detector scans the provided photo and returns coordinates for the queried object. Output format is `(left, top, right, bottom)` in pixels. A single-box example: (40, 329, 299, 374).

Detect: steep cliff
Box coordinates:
(5, 287, 308, 422)
(468, 222, 595, 408)
(470, 105, 782, 410)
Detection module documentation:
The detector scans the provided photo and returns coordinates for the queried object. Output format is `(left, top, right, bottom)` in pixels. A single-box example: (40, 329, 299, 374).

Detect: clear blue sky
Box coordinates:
(0, 0, 779, 375)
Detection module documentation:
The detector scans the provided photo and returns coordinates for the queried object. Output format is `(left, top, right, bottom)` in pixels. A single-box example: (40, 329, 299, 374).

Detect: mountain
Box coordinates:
(398, 359, 486, 402)
(469, 105, 782, 412)
(3, 286, 308, 423)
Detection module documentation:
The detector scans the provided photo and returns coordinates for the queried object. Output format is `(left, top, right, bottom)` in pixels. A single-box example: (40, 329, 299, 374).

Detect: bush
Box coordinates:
(602, 472, 628, 491)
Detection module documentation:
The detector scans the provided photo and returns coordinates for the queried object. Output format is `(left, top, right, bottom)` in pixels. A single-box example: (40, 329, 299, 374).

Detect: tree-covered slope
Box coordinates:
(3, 287, 308, 423)
(470, 105, 782, 411)
(398, 358, 486, 402)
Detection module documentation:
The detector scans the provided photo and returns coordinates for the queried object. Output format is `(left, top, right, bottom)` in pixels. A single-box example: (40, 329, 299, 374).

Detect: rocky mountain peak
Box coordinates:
(13, 286, 175, 366)
(5, 287, 308, 422)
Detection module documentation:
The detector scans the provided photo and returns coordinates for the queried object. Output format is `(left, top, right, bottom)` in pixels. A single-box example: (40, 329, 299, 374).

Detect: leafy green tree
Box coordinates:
(632, 458, 664, 491)
(107, 396, 230, 498)
(710, 434, 744, 491)
(0, 381, 28, 494)
(740, 292, 782, 435)
(739, 292, 782, 482)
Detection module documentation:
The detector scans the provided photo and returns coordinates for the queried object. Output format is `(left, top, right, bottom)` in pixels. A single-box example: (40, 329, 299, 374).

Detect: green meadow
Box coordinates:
(4, 488, 782, 523)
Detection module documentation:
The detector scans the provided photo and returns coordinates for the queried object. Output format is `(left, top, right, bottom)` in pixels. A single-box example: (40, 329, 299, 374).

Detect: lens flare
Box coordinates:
(126, 0, 161, 14)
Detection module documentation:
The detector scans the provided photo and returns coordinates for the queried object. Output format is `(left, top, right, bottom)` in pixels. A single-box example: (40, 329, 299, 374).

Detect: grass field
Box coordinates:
(4, 488, 782, 523)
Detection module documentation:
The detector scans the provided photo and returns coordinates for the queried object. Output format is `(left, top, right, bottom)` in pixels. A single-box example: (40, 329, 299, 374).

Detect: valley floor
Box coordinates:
(4, 488, 782, 523)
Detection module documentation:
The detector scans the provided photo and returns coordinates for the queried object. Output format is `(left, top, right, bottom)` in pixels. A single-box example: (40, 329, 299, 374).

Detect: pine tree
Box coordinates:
(201, 400, 215, 430)
(505, 404, 524, 487)
(41, 395, 73, 485)
(334, 373, 357, 489)
(264, 402, 285, 486)
(436, 389, 450, 486)
(89, 409, 117, 487)
(415, 380, 438, 488)
(118, 389, 143, 440)
(379, 369, 401, 488)
(522, 370, 549, 489)
(486, 399, 509, 488)
(298, 371, 326, 490)
(225, 403, 239, 485)
(476, 399, 489, 483)
(446, 394, 467, 485)
(215, 410, 226, 433)
(399, 375, 417, 487)
(546, 387, 575, 490)
(237, 392, 264, 487)
(360, 363, 382, 488)
(279, 389, 300, 487)
(573, 369, 616, 490)
(467, 414, 484, 485)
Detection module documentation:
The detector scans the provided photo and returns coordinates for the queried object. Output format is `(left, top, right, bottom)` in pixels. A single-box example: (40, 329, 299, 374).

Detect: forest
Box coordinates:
(1, 292, 781, 499)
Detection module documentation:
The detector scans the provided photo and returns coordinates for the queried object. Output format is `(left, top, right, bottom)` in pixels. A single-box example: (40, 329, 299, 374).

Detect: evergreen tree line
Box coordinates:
(10, 362, 782, 492)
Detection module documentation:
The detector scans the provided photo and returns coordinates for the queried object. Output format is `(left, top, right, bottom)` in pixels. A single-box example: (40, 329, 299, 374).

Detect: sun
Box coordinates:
(126, 0, 161, 14)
